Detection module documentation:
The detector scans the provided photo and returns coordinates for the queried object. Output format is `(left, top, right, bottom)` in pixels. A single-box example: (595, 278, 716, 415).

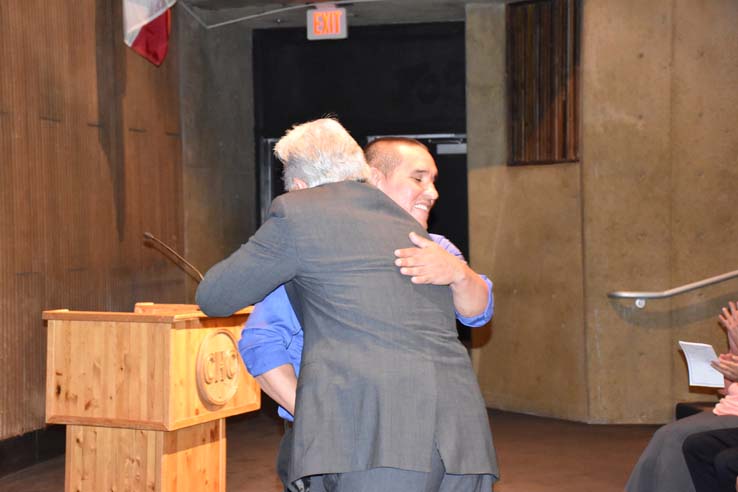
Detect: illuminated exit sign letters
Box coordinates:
(307, 6, 347, 40)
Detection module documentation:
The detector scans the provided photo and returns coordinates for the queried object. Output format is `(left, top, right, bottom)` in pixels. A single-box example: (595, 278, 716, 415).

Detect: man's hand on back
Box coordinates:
(394, 232, 489, 318)
(394, 232, 466, 285)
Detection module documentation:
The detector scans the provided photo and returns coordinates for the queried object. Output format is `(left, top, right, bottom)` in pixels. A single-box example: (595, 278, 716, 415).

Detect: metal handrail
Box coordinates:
(608, 268, 738, 309)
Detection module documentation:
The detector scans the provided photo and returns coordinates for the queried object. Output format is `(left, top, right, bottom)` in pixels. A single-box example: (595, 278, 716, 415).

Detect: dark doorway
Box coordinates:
(253, 22, 466, 137)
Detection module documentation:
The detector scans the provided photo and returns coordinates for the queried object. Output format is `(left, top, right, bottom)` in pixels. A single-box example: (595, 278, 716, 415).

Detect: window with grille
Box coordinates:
(507, 0, 580, 165)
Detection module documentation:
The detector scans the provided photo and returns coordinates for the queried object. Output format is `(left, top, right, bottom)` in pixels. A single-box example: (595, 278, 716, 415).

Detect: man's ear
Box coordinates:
(291, 177, 308, 190)
(368, 167, 385, 188)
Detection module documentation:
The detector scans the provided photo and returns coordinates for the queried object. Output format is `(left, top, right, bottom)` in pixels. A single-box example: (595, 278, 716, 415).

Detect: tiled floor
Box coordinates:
(0, 405, 658, 492)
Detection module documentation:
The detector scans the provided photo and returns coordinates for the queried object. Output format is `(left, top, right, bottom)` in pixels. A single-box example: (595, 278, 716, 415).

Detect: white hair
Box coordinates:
(274, 118, 370, 191)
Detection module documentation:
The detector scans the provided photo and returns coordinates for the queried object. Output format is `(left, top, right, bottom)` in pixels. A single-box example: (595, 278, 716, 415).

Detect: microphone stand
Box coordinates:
(143, 232, 204, 283)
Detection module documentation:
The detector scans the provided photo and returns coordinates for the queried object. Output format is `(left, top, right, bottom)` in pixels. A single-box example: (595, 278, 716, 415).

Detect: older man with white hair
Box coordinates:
(197, 118, 497, 492)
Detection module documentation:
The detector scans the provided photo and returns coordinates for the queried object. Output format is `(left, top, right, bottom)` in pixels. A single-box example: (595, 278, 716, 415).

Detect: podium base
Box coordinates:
(65, 419, 225, 492)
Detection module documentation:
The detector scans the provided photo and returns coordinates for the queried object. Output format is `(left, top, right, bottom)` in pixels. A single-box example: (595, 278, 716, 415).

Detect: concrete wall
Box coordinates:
(667, 0, 738, 406)
(467, 0, 738, 423)
(467, 3, 588, 422)
(178, 10, 257, 297)
(581, 0, 677, 423)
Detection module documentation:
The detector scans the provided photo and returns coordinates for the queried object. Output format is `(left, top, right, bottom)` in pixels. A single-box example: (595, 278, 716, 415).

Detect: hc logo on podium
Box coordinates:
(196, 329, 241, 406)
(307, 5, 347, 40)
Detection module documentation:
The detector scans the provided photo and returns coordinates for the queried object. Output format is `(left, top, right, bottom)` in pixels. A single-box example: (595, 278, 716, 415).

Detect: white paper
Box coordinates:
(679, 341, 724, 388)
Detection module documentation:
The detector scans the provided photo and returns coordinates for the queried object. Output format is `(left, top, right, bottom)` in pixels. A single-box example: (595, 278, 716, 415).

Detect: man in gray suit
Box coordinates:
(196, 119, 497, 492)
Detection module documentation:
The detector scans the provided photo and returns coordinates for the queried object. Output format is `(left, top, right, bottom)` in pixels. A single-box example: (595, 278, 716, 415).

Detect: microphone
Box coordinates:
(143, 232, 204, 282)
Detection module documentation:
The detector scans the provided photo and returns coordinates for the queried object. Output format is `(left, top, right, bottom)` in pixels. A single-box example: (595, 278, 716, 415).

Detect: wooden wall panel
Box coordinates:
(0, 0, 185, 439)
(507, 0, 579, 165)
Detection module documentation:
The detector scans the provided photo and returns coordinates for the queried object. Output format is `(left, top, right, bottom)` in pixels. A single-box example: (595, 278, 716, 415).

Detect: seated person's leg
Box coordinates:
(626, 412, 738, 492)
(683, 430, 730, 492)
(683, 427, 738, 492)
(714, 447, 738, 492)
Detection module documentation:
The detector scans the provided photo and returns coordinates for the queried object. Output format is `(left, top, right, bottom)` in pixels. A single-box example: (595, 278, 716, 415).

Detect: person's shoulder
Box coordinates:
(429, 233, 463, 257)
(429, 233, 451, 248)
(321, 180, 379, 198)
(275, 181, 351, 204)
(269, 186, 325, 215)
(259, 285, 290, 306)
(285, 181, 384, 207)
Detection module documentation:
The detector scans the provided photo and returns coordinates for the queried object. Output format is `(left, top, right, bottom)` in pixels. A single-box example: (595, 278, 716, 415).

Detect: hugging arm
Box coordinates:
(196, 199, 299, 317)
(394, 232, 493, 322)
(239, 287, 302, 418)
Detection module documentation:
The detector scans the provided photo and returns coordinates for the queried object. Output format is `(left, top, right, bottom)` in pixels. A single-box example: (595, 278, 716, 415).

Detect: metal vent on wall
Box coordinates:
(368, 133, 467, 156)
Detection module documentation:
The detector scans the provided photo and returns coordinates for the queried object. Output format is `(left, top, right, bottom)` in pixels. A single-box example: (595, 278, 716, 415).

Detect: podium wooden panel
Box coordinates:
(44, 303, 260, 492)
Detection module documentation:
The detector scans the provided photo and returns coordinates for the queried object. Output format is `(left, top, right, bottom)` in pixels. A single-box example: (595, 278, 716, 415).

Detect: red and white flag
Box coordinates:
(123, 0, 177, 66)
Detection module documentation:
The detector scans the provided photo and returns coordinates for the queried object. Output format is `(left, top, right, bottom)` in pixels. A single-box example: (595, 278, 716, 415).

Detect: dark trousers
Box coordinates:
(276, 426, 294, 491)
(320, 444, 493, 492)
(683, 427, 738, 492)
(278, 430, 492, 492)
(277, 426, 326, 492)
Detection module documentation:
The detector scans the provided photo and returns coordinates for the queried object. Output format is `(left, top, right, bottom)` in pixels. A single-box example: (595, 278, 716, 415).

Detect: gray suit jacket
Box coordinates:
(196, 181, 497, 482)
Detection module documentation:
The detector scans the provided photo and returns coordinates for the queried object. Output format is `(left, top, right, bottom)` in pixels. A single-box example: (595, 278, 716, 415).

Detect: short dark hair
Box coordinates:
(363, 137, 429, 176)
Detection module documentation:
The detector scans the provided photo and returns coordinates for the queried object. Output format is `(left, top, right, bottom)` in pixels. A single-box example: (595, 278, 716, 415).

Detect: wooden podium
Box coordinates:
(43, 303, 261, 492)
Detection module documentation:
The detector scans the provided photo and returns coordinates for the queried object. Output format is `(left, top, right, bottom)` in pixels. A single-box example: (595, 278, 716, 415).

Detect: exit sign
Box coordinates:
(307, 6, 347, 40)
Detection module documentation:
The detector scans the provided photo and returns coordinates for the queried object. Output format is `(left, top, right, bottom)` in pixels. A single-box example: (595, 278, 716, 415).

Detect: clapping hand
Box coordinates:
(712, 353, 738, 382)
(719, 301, 738, 354)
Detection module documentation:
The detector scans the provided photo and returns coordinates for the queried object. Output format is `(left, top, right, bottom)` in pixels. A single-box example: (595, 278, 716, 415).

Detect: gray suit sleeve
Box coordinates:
(195, 198, 299, 317)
